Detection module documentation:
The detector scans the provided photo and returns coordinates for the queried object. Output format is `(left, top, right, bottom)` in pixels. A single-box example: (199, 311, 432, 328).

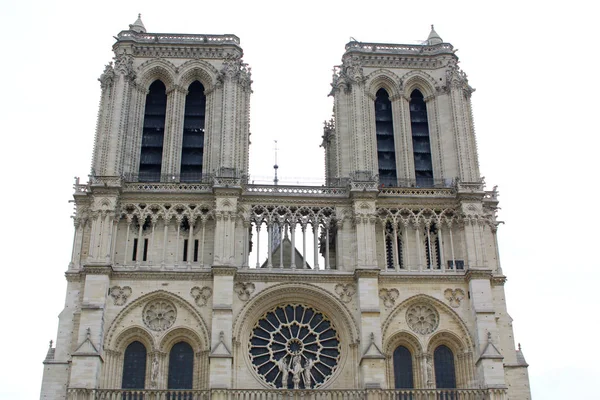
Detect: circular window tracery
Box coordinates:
(249, 304, 340, 389)
(143, 299, 177, 332)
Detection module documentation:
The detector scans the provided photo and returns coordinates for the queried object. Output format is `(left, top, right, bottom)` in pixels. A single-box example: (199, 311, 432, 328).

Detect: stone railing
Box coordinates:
(117, 31, 241, 45)
(67, 388, 504, 400)
(378, 187, 455, 197)
(344, 41, 454, 55)
(245, 185, 348, 197)
(122, 182, 213, 193)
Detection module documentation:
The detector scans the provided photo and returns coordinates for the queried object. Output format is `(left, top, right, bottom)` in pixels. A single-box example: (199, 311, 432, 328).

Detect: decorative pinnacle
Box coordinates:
(487, 331, 492, 342)
(86, 327, 91, 339)
(518, 343, 522, 351)
(49, 340, 53, 349)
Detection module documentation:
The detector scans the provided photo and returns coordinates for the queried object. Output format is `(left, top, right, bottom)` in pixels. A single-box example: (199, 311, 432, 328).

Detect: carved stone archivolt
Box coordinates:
(234, 282, 256, 301)
(143, 299, 177, 331)
(444, 288, 465, 308)
(334, 283, 356, 303)
(190, 286, 213, 307)
(379, 288, 399, 307)
(110, 286, 132, 306)
(406, 304, 439, 335)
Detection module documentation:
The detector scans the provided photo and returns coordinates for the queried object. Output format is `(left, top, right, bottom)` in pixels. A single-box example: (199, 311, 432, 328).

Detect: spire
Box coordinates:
(273, 140, 279, 186)
(427, 24, 443, 45)
(129, 13, 146, 33)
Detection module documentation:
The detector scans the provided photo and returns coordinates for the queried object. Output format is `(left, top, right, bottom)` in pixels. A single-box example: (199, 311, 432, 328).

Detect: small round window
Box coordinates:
(249, 304, 341, 389)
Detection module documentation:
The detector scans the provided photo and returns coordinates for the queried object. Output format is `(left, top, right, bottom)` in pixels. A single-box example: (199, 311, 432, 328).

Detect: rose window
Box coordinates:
(249, 304, 341, 389)
(143, 299, 177, 332)
(406, 303, 439, 335)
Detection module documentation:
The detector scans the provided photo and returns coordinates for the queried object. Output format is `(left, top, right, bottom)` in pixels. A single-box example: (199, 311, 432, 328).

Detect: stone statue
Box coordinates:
(303, 358, 315, 388)
(291, 354, 303, 389)
(277, 356, 289, 388)
(426, 356, 434, 388)
(151, 355, 159, 387)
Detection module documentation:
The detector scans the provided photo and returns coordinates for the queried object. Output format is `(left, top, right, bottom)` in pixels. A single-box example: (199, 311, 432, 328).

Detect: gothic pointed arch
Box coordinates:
(181, 80, 206, 181)
(139, 79, 167, 181)
(366, 69, 402, 100)
(381, 294, 474, 350)
(384, 331, 423, 389)
(233, 282, 359, 389)
(401, 70, 437, 99)
(177, 59, 220, 92)
(409, 89, 434, 186)
(105, 290, 210, 353)
(136, 59, 177, 92)
(375, 87, 398, 186)
(121, 341, 147, 389)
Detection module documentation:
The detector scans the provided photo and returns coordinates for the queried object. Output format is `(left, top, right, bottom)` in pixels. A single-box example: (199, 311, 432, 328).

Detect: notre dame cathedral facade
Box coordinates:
(40, 16, 531, 400)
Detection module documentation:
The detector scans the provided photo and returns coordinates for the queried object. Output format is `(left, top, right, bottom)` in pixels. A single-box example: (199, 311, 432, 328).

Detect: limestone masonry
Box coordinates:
(40, 16, 531, 400)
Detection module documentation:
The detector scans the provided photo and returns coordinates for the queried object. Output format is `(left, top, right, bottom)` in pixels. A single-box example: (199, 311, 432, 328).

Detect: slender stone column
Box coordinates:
(325, 223, 330, 270)
(267, 222, 273, 268)
(313, 223, 319, 270)
(162, 218, 169, 266)
(302, 223, 307, 269)
(135, 217, 144, 265)
(255, 223, 261, 268)
(124, 219, 131, 265)
(403, 223, 410, 270)
(187, 219, 195, 266)
(279, 224, 284, 269)
(392, 224, 399, 271)
(290, 224, 296, 269)
(200, 220, 206, 267)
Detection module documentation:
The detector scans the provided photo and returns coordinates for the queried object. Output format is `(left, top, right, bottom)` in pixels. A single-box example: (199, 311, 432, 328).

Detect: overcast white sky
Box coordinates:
(1, 1, 598, 399)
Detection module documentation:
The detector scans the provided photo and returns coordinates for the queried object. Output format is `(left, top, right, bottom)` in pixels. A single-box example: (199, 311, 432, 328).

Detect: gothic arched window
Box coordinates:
(375, 88, 397, 187)
(393, 345, 414, 388)
(168, 341, 194, 389)
(434, 345, 456, 389)
(409, 89, 433, 187)
(181, 81, 206, 182)
(122, 341, 147, 389)
(139, 80, 167, 182)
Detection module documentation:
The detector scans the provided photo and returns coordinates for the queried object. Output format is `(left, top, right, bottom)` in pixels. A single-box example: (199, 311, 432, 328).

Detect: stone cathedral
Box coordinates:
(40, 16, 531, 400)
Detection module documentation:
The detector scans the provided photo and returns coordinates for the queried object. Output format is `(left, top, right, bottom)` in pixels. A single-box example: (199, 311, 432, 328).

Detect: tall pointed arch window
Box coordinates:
(375, 88, 397, 187)
(409, 90, 433, 187)
(393, 345, 414, 388)
(434, 345, 457, 389)
(139, 80, 167, 182)
(122, 341, 147, 389)
(168, 341, 194, 390)
(181, 81, 206, 182)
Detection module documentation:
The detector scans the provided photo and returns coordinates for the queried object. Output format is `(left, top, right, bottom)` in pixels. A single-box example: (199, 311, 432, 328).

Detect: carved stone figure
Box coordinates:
(151, 355, 159, 387)
(277, 356, 289, 388)
(303, 358, 315, 388)
(291, 354, 303, 389)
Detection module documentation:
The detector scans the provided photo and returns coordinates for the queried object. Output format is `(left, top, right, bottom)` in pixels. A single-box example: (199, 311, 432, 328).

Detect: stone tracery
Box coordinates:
(249, 304, 340, 389)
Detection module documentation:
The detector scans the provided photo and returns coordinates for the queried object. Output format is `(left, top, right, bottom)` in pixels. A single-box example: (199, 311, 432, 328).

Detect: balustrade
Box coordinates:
(66, 388, 502, 400)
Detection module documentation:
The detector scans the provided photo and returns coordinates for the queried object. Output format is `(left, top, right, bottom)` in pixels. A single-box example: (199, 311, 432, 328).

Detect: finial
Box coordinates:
(370, 332, 375, 343)
(431, 24, 434, 29)
(273, 140, 279, 186)
(219, 331, 225, 341)
(138, 13, 141, 19)
(86, 327, 91, 339)
(518, 343, 522, 351)
(49, 340, 53, 349)
(487, 331, 492, 342)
